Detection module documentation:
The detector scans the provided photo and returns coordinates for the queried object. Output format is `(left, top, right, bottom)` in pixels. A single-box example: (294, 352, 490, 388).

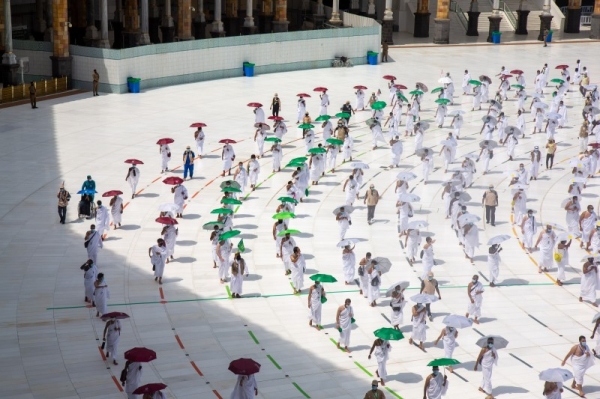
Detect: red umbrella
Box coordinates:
(163, 176, 184, 185)
(555, 64, 568, 69)
(254, 122, 271, 129)
(101, 312, 130, 320)
(268, 116, 284, 121)
(353, 85, 368, 90)
(393, 84, 408, 90)
(219, 139, 237, 144)
(124, 347, 157, 363)
(156, 138, 174, 145)
(501, 74, 513, 79)
(133, 383, 168, 395)
(124, 159, 144, 165)
(589, 143, 600, 148)
(156, 217, 178, 225)
(247, 102, 263, 107)
(313, 87, 328, 92)
(190, 122, 207, 128)
(228, 358, 261, 375)
(510, 69, 523, 75)
(296, 93, 311, 97)
(102, 190, 123, 197)
(383, 75, 396, 81)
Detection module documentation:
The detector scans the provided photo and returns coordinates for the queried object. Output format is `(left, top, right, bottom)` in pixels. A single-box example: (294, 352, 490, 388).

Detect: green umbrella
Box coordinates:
(431, 87, 443, 94)
(277, 229, 301, 237)
(396, 93, 408, 102)
(298, 123, 314, 129)
(286, 161, 305, 168)
(511, 84, 524, 89)
(327, 138, 344, 145)
(374, 328, 405, 341)
(308, 147, 326, 154)
(221, 198, 242, 205)
(551, 78, 565, 84)
(272, 212, 296, 220)
(309, 274, 337, 283)
(219, 230, 241, 240)
(278, 196, 298, 204)
(409, 90, 424, 96)
(315, 115, 331, 121)
(222, 187, 242, 193)
(468, 80, 482, 86)
(264, 137, 282, 143)
(427, 358, 460, 367)
(371, 101, 387, 110)
(202, 221, 225, 230)
(335, 112, 351, 118)
(211, 208, 234, 215)
(320, 296, 328, 304)
(290, 157, 308, 163)
(435, 98, 450, 105)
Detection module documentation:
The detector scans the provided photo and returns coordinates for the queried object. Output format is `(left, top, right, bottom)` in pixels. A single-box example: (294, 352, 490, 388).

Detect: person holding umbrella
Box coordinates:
(466, 274, 484, 324)
(81, 259, 97, 303)
(368, 338, 392, 386)
(95, 200, 110, 239)
(149, 238, 167, 284)
(343, 175, 358, 206)
(221, 143, 236, 176)
(159, 142, 171, 173)
(409, 302, 427, 350)
(358, 253, 372, 298)
(423, 366, 448, 398)
(474, 337, 499, 398)
(308, 279, 325, 330)
(280, 233, 296, 276)
(487, 244, 502, 287)
(109, 193, 124, 229)
(335, 206, 352, 241)
(319, 89, 330, 115)
(161, 222, 177, 263)
(433, 326, 458, 373)
(230, 373, 258, 398)
(355, 87, 366, 111)
(230, 252, 247, 298)
(102, 316, 122, 365)
(247, 154, 261, 191)
(290, 246, 306, 294)
(217, 239, 233, 283)
(121, 360, 143, 399)
(336, 298, 354, 351)
(542, 381, 562, 399)
(342, 244, 356, 285)
(368, 261, 382, 307)
(389, 285, 405, 329)
(534, 224, 557, 274)
(125, 163, 140, 199)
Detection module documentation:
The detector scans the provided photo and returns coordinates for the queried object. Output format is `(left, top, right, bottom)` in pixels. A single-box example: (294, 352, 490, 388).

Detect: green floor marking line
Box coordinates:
(266, 354, 282, 370)
(385, 387, 404, 399)
(354, 361, 373, 377)
(292, 382, 311, 399)
(225, 285, 232, 299)
(248, 331, 260, 345)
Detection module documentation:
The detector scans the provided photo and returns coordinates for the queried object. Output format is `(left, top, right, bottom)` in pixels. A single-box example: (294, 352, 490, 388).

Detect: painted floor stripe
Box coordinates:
(385, 386, 404, 399)
(248, 331, 260, 345)
(354, 361, 373, 377)
(292, 382, 311, 399)
(452, 371, 468, 382)
(266, 354, 282, 370)
(111, 376, 124, 392)
(225, 285, 232, 299)
(190, 361, 204, 376)
(175, 334, 185, 349)
(472, 328, 484, 337)
(212, 389, 223, 399)
(509, 353, 533, 368)
(528, 314, 548, 327)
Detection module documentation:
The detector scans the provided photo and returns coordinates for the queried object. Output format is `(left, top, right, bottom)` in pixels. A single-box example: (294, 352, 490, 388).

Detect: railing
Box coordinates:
(581, 15, 592, 25)
(0, 77, 68, 104)
(449, 0, 469, 31)
(582, 5, 593, 15)
(500, 0, 518, 30)
(560, 6, 567, 15)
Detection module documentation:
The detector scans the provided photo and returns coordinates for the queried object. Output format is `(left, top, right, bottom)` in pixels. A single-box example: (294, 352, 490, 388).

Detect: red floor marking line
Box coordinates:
(123, 201, 130, 210)
(191, 361, 204, 376)
(191, 191, 200, 199)
(212, 389, 223, 398)
(159, 287, 167, 303)
(175, 334, 185, 349)
(151, 177, 161, 183)
(112, 376, 124, 392)
(98, 346, 107, 360)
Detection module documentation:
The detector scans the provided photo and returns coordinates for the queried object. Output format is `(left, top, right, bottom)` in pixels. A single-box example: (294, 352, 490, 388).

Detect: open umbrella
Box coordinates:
(482, 115, 497, 124)
(337, 238, 363, 248)
(101, 312, 130, 321)
(290, 157, 308, 163)
(133, 383, 167, 395)
(510, 69, 524, 75)
(398, 193, 420, 203)
(254, 122, 271, 129)
(428, 358, 460, 367)
(124, 159, 144, 165)
(221, 198, 242, 205)
(511, 84, 525, 90)
(555, 64, 568, 69)
(278, 196, 298, 204)
(394, 84, 408, 90)
(163, 176, 184, 185)
(409, 90, 424, 96)
(584, 84, 598, 91)
(431, 87, 444, 94)
(415, 121, 430, 130)
(220, 180, 241, 189)
(479, 75, 492, 83)
(308, 147, 326, 154)
(297, 93, 311, 97)
(410, 294, 438, 304)
(532, 102, 548, 110)
(124, 347, 157, 362)
(501, 74, 514, 79)
(385, 281, 410, 296)
(268, 115, 284, 121)
(203, 221, 224, 230)
(211, 208, 234, 215)
(228, 358, 261, 375)
(469, 79, 482, 86)
(590, 143, 600, 149)
(438, 76, 452, 84)
(458, 214, 480, 224)
(219, 230, 241, 240)
(273, 212, 296, 220)
(158, 203, 178, 213)
(374, 328, 404, 341)
(584, 105, 600, 115)
(222, 187, 242, 193)
(442, 314, 473, 329)
(487, 235, 511, 245)
(264, 137, 281, 143)
(476, 335, 509, 349)
(539, 368, 573, 382)
(313, 87, 328, 92)
(407, 220, 428, 229)
(480, 140, 498, 149)
(548, 222, 566, 231)
(336, 112, 352, 119)
(315, 115, 331, 121)
(155, 216, 178, 225)
(156, 138, 174, 145)
(354, 85, 368, 90)
(545, 112, 561, 120)
(505, 126, 522, 137)
(397, 171, 417, 181)
(219, 139, 237, 144)
(298, 123, 315, 129)
(277, 229, 301, 237)
(373, 257, 392, 274)
(440, 140, 456, 147)
(435, 98, 450, 105)
(327, 138, 344, 146)
(102, 190, 123, 197)
(551, 78, 565, 84)
(557, 232, 579, 241)
(309, 274, 337, 283)
(383, 75, 396, 81)
(415, 148, 432, 158)
(333, 205, 355, 215)
(350, 161, 369, 169)
(190, 122, 207, 128)
(286, 161, 305, 168)
(416, 82, 428, 92)
(247, 102, 263, 107)
(365, 118, 379, 127)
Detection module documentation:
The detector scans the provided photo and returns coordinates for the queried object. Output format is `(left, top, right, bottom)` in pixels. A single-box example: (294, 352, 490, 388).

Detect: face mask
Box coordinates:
(546, 229, 552, 233)
(432, 371, 439, 376)
(528, 213, 533, 217)
(487, 343, 493, 348)
(428, 277, 433, 281)
(371, 386, 378, 391)
(90, 229, 95, 232)
(315, 282, 319, 286)
(472, 279, 477, 283)
(581, 342, 587, 347)
(345, 304, 350, 308)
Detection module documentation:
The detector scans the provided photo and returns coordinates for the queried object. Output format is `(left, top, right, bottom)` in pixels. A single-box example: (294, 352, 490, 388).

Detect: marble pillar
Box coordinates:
(193, 0, 206, 38)
(433, 0, 449, 43)
(330, 0, 342, 25)
(161, 0, 175, 42)
(272, 0, 288, 32)
(178, 0, 194, 39)
(51, 0, 72, 87)
(211, 0, 225, 36)
(97, 0, 110, 47)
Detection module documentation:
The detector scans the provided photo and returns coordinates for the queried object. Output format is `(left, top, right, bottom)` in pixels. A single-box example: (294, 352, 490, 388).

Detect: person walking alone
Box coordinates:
(482, 185, 499, 226)
(57, 182, 71, 224)
(364, 184, 380, 224)
(92, 69, 100, 96)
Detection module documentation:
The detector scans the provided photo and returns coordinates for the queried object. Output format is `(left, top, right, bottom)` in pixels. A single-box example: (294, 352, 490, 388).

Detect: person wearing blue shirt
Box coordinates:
(81, 175, 96, 201)
(183, 146, 195, 180)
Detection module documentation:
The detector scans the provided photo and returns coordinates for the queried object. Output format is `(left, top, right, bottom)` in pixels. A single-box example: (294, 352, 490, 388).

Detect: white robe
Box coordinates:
(322, 121, 333, 144)
(126, 167, 140, 196)
(368, 271, 381, 303)
(566, 202, 581, 234)
(371, 125, 386, 147)
(320, 93, 329, 115)
(411, 308, 427, 342)
(580, 266, 598, 302)
(310, 286, 323, 325)
(338, 212, 351, 240)
(374, 342, 391, 380)
(422, 245, 434, 279)
(255, 131, 266, 157)
(297, 99, 306, 122)
(355, 90, 365, 109)
(344, 181, 358, 206)
(173, 185, 188, 214)
(110, 196, 123, 225)
(464, 226, 479, 258)
(462, 73, 471, 94)
(571, 346, 595, 385)
(522, 216, 537, 248)
(327, 146, 338, 170)
(151, 244, 167, 278)
(125, 362, 142, 398)
(338, 306, 353, 347)
(95, 205, 110, 237)
(230, 261, 245, 295)
(160, 144, 171, 170)
(391, 140, 403, 166)
(163, 225, 177, 258)
(422, 155, 433, 181)
(487, 251, 500, 284)
(555, 246, 568, 281)
(358, 265, 369, 298)
(86, 231, 103, 265)
(398, 202, 410, 233)
(222, 145, 235, 172)
(272, 144, 283, 171)
(582, 212, 598, 243)
(291, 254, 306, 291)
(217, 242, 232, 280)
(343, 136, 353, 160)
(105, 319, 121, 361)
(426, 373, 449, 399)
(94, 283, 109, 316)
(235, 167, 248, 192)
(539, 231, 556, 269)
(248, 160, 260, 185)
(84, 263, 97, 300)
(342, 251, 356, 283)
(195, 130, 205, 155)
(254, 107, 265, 123)
(274, 121, 287, 139)
(513, 192, 527, 226)
(480, 349, 498, 394)
(468, 282, 484, 318)
(281, 238, 296, 272)
(230, 374, 257, 399)
(452, 116, 463, 138)
(304, 130, 315, 153)
(443, 327, 457, 359)
(407, 230, 421, 260)
(390, 295, 404, 326)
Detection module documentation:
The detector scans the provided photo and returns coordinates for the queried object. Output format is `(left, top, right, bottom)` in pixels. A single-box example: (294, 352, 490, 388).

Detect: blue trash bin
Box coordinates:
(492, 31, 501, 44)
(546, 30, 553, 42)
(127, 77, 141, 93)
(243, 62, 255, 77)
(367, 51, 378, 65)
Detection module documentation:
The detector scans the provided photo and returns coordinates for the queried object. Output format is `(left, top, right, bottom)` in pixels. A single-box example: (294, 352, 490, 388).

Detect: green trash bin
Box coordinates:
(243, 62, 255, 77)
(367, 51, 378, 65)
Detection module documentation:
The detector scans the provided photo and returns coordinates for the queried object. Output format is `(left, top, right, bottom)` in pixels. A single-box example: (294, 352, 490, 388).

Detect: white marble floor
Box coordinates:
(1, 43, 599, 399)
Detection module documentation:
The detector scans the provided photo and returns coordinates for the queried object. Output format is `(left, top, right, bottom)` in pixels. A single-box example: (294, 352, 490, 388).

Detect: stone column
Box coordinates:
(486, 0, 502, 42)
(139, 0, 151, 44)
(161, 0, 175, 42)
(433, 0, 449, 43)
(177, 0, 194, 39)
(149, 0, 160, 42)
(33, 0, 47, 40)
(2, 0, 19, 87)
(211, 0, 225, 36)
(193, 0, 206, 38)
(44, 0, 53, 41)
(537, 0, 553, 40)
(381, 0, 393, 43)
(330, 0, 342, 24)
(97, 0, 110, 47)
(367, 0, 375, 17)
(272, 0, 288, 32)
(50, 0, 72, 88)
(123, 0, 140, 47)
(591, 0, 600, 38)
(413, 0, 430, 37)
(85, 0, 99, 44)
(243, 0, 258, 34)
(467, 0, 480, 35)
(564, 0, 581, 33)
(112, 0, 123, 48)
(515, 0, 529, 34)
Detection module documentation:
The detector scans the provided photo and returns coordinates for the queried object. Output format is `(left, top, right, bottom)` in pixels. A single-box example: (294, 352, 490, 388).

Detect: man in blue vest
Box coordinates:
(183, 146, 195, 180)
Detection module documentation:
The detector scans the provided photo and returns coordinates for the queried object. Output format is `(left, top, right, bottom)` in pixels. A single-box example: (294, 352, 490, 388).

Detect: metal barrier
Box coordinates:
(486, 0, 517, 30)
(581, 15, 592, 25)
(582, 5, 593, 15)
(450, 0, 469, 31)
(0, 77, 68, 104)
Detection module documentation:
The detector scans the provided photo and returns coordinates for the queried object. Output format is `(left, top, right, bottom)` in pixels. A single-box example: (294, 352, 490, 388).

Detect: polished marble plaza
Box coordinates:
(1, 42, 599, 399)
